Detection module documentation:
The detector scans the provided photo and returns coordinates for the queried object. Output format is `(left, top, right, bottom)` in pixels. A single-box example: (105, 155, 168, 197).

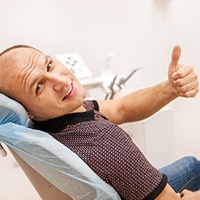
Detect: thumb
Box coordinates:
(170, 45, 181, 67)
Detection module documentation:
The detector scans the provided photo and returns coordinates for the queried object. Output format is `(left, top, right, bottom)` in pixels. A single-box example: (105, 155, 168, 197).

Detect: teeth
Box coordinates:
(65, 85, 72, 97)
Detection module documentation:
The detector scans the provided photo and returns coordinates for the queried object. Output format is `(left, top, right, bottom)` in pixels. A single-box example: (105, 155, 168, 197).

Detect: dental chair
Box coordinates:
(0, 94, 121, 200)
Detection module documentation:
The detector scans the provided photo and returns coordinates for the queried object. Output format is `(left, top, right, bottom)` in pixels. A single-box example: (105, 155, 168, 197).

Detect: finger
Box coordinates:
(175, 80, 199, 97)
(170, 45, 181, 67)
(180, 189, 193, 197)
(181, 189, 193, 193)
(179, 89, 198, 98)
(172, 65, 190, 80)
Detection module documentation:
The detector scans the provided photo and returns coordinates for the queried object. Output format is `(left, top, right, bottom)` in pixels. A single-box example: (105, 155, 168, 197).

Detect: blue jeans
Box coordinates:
(159, 156, 200, 193)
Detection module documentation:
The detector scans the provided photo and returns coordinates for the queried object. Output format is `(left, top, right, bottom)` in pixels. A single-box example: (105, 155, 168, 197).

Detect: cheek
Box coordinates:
(79, 86, 86, 98)
(22, 96, 47, 116)
(76, 81, 86, 96)
(27, 103, 51, 121)
(26, 103, 42, 116)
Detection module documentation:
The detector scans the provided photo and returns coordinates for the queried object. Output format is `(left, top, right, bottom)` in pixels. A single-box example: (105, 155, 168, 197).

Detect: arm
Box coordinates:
(98, 80, 177, 124)
(156, 184, 180, 200)
(180, 189, 200, 199)
(97, 45, 199, 125)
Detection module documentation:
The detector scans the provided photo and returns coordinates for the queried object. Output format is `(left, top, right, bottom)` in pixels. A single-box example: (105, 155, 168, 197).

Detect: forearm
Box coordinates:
(156, 184, 180, 200)
(98, 46, 199, 125)
(98, 81, 178, 125)
(119, 81, 178, 123)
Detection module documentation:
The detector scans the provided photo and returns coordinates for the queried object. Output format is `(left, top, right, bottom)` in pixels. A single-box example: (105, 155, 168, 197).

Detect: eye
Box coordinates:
(47, 62, 52, 72)
(36, 82, 43, 94)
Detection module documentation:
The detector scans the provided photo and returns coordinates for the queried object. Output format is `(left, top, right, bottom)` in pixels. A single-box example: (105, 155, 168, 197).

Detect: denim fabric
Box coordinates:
(159, 156, 200, 193)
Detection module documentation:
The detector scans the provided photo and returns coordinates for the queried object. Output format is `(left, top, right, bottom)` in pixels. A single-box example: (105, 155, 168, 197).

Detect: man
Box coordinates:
(0, 44, 199, 199)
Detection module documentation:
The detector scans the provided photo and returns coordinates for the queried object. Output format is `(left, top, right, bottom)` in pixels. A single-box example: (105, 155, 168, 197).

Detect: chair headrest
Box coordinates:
(0, 93, 28, 126)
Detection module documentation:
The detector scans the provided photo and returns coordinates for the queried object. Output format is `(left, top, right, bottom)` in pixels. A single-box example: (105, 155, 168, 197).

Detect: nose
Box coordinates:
(49, 74, 69, 92)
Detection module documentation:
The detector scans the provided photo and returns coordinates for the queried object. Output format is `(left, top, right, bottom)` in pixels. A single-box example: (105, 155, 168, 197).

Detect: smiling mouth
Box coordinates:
(63, 84, 73, 100)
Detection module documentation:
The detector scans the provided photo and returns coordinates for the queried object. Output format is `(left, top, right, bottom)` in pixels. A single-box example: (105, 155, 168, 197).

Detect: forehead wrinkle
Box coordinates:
(26, 54, 49, 94)
(16, 51, 40, 94)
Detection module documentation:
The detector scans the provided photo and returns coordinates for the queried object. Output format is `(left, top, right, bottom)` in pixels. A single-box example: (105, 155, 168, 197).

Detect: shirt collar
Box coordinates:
(31, 110, 95, 133)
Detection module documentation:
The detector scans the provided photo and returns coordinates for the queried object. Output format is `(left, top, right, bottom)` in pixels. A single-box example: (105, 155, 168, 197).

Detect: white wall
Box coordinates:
(1, 0, 200, 198)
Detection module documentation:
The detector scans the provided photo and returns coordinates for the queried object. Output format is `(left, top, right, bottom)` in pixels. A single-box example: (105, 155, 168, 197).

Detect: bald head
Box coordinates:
(0, 45, 40, 98)
(0, 45, 86, 121)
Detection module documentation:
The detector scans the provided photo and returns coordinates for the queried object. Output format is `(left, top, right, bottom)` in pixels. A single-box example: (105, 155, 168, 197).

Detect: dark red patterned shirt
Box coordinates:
(29, 100, 167, 200)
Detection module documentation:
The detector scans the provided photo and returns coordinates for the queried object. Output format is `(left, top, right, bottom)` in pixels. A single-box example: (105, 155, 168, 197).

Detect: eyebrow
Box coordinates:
(28, 55, 49, 94)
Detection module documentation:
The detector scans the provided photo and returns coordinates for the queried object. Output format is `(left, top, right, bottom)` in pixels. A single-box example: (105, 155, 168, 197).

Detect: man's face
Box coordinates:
(1, 47, 86, 121)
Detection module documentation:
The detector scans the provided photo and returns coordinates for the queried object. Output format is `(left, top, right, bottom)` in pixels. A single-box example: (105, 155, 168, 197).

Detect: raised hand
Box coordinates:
(168, 45, 199, 98)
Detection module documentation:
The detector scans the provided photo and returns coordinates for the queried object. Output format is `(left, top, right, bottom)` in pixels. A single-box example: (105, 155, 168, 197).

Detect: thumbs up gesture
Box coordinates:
(168, 45, 199, 98)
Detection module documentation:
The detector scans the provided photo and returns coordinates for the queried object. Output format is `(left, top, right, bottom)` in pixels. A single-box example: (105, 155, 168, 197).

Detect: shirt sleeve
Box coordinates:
(144, 174, 167, 200)
(87, 122, 168, 199)
(92, 100, 99, 111)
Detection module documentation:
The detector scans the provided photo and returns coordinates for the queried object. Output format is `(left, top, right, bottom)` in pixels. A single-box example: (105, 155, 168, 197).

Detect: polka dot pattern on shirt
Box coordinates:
(29, 100, 167, 200)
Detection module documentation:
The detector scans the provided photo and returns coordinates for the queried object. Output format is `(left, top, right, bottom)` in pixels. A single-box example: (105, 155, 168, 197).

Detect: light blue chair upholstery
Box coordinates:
(0, 94, 121, 200)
